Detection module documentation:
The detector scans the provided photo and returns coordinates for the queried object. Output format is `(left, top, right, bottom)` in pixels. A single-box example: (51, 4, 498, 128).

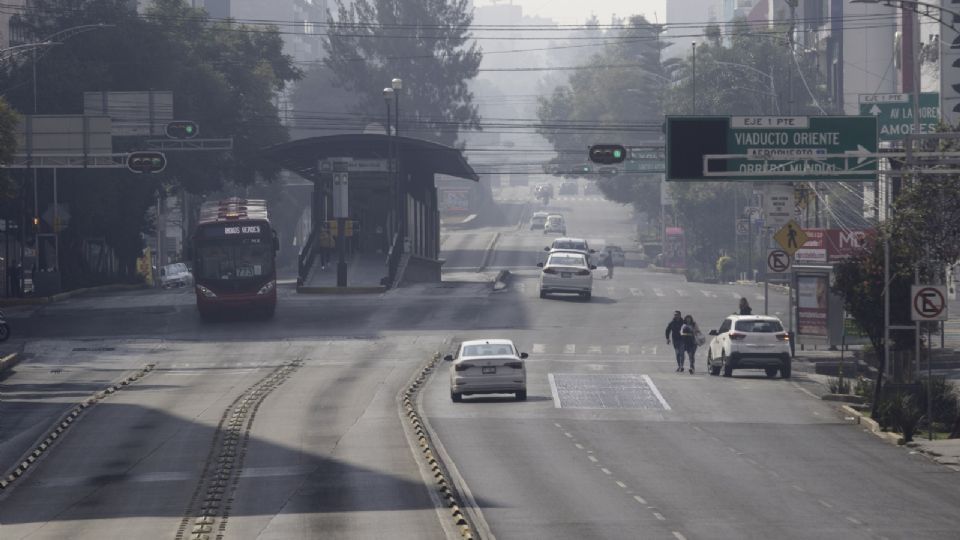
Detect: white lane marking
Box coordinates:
(574, 443, 584, 450)
(653, 512, 666, 521)
(564, 344, 576, 354)
(587, 455, 598, 463)
(600, 468, 612, 475)
(755, 294, 765, 301)
(653, 287, 665, 297)
(791, 381, 820, 400)
(673, 533, 687, 540)
(818, 500, 834, 508)
(548, 374, 562, 408)
(700, 290, 717, 298)
(675, 289, 688, 297)
(587, 345, 602, 354)
(642, 374, 672, 411)
(606, 286, 616, 295)
(615, 480, 627, 489)
(846, 517, 863, 525)
(630, 288, 643, 297)
(532, 343, 546, 354)
(633, 495, 647, 504)
(745, 458, 758, 466)
(564, 432, 573, 439)
(617, 345, 630, 355)
(729, 292, 741, 299)
(554, 422, 563, 428)
(792, 485, 806, 493)
(517, 282, 527, 291)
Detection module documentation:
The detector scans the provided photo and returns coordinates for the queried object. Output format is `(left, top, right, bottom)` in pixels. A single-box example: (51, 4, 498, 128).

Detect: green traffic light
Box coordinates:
(613, 149, 622, 159)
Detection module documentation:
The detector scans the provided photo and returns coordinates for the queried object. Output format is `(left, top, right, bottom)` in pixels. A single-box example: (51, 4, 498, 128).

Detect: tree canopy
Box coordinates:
(323, 0, 481, 146)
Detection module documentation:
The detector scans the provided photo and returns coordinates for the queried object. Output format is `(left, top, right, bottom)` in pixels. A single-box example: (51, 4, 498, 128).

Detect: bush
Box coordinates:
(916, 376, 960, 431)
(878, 392, 924, 443)
(854, 376, 874, 401)
(828, 377, 851, 394)
(716, 255, 736, 281)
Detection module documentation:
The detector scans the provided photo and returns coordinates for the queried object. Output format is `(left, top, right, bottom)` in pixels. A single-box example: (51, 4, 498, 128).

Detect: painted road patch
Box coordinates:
(549, 373, 671, 410)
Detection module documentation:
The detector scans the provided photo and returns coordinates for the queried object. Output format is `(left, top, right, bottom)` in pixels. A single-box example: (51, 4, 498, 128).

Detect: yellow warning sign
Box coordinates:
(773, 220, 807, 256)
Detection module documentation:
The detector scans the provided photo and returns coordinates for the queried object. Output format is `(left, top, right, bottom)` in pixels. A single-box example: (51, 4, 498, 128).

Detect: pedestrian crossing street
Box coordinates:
(527, 343, 660, 356)
(512, 280, 765, 301)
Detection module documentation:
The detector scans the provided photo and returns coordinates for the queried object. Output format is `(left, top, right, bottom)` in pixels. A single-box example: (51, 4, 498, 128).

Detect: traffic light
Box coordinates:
(165, 120, 199, 139)
(31, 216, 39, 232)
(127, 151, 167, 174)
(589, 144, 627, 164)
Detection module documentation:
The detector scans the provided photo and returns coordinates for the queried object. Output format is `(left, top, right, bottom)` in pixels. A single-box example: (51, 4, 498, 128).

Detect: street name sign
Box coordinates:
(911, 285, 948, 321)
(773, 220, 807, 256)
(858, 92, 939, 141)
(665, 116, 878, 182)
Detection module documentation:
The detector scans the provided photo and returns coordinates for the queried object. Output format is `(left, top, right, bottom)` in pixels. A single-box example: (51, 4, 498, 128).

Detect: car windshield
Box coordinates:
(735, 320, 784, 332)
(196, 241, 273, 281)
(548, 254, 586, 267)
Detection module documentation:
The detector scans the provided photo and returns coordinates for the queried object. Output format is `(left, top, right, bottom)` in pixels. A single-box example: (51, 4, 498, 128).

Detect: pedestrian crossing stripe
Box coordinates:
(529, 344, 657, 356)
(653, 288, 665, 297)
(630, 288, 643, 296)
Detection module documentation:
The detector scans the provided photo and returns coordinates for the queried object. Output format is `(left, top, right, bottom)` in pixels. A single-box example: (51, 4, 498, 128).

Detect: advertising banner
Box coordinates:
(797, 274, 829, 337)
(439, 189, 470, 213)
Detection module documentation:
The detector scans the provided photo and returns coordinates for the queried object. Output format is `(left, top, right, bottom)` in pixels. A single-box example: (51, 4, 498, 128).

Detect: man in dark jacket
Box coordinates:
(665, 310, 685, 372)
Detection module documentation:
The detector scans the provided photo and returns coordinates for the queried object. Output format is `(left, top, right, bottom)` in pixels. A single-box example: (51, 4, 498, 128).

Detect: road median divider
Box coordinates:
(0, 363, 156, 492)
(398, 350, 479, 540)
(477, 232, 501, 272)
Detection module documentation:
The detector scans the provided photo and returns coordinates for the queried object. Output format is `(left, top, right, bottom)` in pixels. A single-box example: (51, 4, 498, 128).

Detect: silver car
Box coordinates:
(446, 339, 528, 402)
(538, 251, 595, 300)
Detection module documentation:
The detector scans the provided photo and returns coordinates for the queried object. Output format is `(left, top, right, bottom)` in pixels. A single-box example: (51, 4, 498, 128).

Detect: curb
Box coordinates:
(399, 352, 478, 540)
(0, 283, 147, 307)
(0, 363, 156, 492)
(296, 285, 387, 295)
(840, 404, 903, 445)
(0, 352, 20, 375)
(645, 266, 686, 275)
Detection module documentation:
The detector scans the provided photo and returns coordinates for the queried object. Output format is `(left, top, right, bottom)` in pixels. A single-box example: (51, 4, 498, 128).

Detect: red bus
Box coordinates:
(191, 198, 279, 320)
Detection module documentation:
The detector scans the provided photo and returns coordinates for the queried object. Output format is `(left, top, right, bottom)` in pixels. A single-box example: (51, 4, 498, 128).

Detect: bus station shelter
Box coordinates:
(261, 134, 478, 288)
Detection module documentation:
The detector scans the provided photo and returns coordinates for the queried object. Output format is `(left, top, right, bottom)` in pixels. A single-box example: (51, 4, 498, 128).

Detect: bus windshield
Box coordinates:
(196, 240, 273, 281)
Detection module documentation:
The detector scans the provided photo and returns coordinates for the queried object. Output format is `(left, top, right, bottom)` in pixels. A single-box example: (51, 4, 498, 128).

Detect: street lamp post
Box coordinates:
(383, 87, 395, 242)
(691, 42, 697, 114)
(391, 78, 404, 248)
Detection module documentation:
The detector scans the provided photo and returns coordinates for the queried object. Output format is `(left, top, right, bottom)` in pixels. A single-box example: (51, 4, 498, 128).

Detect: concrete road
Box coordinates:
(422, 193, 960, 540)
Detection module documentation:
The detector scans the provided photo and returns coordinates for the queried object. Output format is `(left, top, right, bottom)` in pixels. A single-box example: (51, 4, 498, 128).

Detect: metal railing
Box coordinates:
(386, 232, 402, 287)
(297, 227, 318, 286)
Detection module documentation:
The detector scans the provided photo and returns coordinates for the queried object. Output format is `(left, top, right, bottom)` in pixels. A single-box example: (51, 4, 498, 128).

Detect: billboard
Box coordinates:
(15, 115, 113, 155)
(797, 274, 829, 337)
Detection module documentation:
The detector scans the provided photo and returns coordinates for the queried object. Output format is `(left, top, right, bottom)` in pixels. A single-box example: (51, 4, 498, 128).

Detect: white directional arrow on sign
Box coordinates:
(869, 104, 882, 116)
(843, 144, 871, 165)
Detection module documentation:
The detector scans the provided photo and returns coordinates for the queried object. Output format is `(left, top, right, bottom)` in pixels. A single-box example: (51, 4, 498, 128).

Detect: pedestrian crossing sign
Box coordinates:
(773, 219, 807, 256)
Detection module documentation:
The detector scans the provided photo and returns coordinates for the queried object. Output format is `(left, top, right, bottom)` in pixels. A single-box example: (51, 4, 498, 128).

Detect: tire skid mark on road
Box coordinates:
(174, 359, 303, 540)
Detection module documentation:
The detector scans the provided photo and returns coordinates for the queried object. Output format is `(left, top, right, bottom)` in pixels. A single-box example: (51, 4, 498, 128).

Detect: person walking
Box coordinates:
(602, 249, 615, 280)
(739, 297, 752, 315)
(665, 311, 685, 372)
(681, 315, 702, 374)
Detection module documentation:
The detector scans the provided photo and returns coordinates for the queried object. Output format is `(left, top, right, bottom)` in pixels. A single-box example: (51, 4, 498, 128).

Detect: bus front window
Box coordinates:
(198, 241, 273, 281)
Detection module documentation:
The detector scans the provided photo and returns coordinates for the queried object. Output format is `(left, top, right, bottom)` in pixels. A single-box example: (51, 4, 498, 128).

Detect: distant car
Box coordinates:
(707, 315, 792, 378)
(544, 214, 566, 235)
(538, 251, 595, 300)
(159, 262, 193, 289)
(446, 339, 528, 402)
(559, 181, 578, 195)
(544, 237, 595, 263)
(584, 183, 601, 195)
(530, 211, 550, 229)
(602, 245, 625, 266)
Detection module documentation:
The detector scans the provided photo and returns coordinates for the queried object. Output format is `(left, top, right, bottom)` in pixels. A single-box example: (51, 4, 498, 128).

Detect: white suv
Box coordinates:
(706, 315, 791, 378)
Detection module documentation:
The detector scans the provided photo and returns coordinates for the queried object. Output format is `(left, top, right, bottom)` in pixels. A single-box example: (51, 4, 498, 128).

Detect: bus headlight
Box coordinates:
(257, 280, 276, 295)
(197, 285, 217, 298)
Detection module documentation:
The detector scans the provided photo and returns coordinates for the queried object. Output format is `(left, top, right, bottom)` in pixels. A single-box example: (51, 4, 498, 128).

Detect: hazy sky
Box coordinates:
(477, 0, 668, 26)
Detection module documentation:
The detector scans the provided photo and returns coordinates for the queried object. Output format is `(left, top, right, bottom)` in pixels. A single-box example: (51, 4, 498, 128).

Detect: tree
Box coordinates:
(0, 98, 19, 197)
(324, 0, 481, 146)
(289, 64, 362, 139)
(0, 0, 300, 283)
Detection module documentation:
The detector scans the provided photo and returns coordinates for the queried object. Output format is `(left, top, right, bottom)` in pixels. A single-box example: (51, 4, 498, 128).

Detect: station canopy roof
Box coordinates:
(261, 134, 479, 185)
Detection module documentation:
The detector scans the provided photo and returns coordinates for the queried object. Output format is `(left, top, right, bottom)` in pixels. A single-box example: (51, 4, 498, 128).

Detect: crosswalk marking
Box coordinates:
(755, 294, 764, 301)
(606, 286, 616, 295)
(617, 345, 630, 354)
(564, 344, 576, 354)
(701, 290, 717, 298)
(729, 292, 742, 299)
(532, 343, 546, 353)
(587, 345, 602, 354)
(524, 344, 658, 356)
(675, 289, 688, 297)
(630, 288, 643, 297)
(653, 288, 665, 297)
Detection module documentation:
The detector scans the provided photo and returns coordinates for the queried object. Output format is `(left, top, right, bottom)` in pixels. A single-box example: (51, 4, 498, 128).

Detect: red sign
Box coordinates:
(800, 229, 872, 262)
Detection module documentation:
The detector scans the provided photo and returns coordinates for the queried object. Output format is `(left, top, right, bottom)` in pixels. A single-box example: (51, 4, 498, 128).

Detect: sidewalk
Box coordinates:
(298, 251, 388, 293)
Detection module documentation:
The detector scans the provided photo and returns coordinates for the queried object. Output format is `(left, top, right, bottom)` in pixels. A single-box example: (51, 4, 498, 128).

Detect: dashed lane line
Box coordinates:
(615, 480, 627, 489)
(587, 455, 598, 463)
(564, 344, 576, 354)
(532, 343, 546, 353)
(653, 288, 665, 297)
(633, 495, 647, 504)
(673, 532, 688, 540)
(653, 512, 666, 521)
(600, 468, 612, 475)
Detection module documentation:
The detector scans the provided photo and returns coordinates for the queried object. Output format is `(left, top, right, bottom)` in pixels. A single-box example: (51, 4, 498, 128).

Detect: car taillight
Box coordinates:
(729, 332, 746, 340)
(504, 361, 523, 369)
(776, 333, 790, 341)
(575, 269, 591, 276)
(543, 268, 559, 274)
(455, 363, 473, 371)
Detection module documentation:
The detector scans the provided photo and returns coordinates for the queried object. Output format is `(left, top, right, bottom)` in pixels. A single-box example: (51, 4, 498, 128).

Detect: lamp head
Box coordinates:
(383, 87, 394, 100)
(391, 78, 403, 90)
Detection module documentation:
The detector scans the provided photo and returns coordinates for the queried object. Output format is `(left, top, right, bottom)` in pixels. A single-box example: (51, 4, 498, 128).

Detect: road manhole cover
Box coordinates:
(549, 373, 670, 410)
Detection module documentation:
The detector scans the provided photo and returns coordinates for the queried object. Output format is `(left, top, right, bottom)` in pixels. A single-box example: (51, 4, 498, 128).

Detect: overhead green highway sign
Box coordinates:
(858, 92, 939, 141)
(665, 116, 878, 182)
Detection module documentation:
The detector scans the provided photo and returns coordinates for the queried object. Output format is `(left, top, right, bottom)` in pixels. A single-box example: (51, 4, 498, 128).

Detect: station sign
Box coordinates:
(665, 116, 878, 182)
(858, 93, 939, 141)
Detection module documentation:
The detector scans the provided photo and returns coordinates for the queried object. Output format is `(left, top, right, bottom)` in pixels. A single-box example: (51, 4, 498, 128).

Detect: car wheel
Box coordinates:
(581, 291, 591, 300)
(780, 362, 792, 379)
(451, 391, 462, 403)
(722, 352, 733, 377)
(708, 352, 721, 376)
(765, 367, 778, 378)
(516, 390, 527, 401)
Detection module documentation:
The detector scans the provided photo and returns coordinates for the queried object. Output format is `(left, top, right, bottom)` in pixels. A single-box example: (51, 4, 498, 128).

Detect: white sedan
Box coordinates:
(446, 339, 528, 402)
(538, 251, 595, 300)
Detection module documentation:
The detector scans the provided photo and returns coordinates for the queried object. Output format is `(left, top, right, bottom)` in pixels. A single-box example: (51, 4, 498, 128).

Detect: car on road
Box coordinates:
(530, 211, 550, 229)
(159, 262, 193, 289)
(446, 339, 528, 402)
(559, 181, 578, 195)
(706, 315, 791, 378)
(537, 251, 595, 299)
(544, 237, 595, 263)
(544, 214, 566, 235)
